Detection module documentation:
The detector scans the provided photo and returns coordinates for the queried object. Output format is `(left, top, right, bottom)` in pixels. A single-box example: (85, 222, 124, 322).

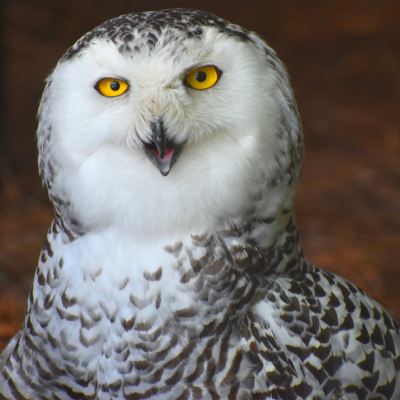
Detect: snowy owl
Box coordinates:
(1, 9, 399, 400)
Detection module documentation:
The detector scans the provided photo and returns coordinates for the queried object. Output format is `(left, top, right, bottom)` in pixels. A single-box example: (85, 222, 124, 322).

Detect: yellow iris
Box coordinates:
(186, 66, 220, 90)
(97, 78, 128, 97)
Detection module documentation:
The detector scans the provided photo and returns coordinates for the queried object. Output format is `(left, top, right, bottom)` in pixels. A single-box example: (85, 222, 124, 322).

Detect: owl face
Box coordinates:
(38, 11, 301, 237)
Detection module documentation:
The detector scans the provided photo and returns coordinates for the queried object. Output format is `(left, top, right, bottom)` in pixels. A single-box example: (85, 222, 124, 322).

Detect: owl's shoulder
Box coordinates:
(245, 265, 400, 398)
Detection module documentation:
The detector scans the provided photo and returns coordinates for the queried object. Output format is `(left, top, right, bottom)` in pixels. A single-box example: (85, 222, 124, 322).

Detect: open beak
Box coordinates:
(142, 118, 182, 176)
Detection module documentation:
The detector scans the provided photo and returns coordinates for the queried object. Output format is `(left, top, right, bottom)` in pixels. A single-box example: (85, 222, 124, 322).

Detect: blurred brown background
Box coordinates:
(0, 0, 399, 352)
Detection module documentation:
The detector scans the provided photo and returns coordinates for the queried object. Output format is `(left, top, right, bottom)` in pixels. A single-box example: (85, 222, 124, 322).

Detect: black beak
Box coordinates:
(151, 118, 166, 159)
(142, 117, 183, 176)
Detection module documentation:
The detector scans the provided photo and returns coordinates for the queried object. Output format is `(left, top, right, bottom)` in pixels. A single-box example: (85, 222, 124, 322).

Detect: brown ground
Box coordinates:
(1, 0, 399, 352)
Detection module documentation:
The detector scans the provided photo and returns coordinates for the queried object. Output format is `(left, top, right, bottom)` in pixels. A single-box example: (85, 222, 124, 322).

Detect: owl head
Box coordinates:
(37, 9, 303, 237)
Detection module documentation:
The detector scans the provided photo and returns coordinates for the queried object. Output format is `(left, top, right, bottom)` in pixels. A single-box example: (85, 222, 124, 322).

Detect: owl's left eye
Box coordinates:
(186, 66, 221, 90)
(96, 78, 129, 97)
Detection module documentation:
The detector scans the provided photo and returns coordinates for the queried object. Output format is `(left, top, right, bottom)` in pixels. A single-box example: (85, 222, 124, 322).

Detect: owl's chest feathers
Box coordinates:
(27, 225, 265, 377)
(24, 207, 301, 393)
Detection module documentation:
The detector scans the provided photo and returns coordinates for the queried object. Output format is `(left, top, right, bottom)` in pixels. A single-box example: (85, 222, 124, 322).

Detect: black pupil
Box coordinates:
(110, 81, 120, 91)
(195, 71, 207, 82)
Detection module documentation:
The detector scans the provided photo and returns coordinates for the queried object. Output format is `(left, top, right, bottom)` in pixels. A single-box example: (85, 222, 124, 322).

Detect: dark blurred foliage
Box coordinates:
(0, 0, 399, 350)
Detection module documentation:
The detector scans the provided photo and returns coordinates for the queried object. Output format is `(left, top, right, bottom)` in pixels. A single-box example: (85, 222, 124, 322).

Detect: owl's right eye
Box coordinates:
(95, 78, 129, 97)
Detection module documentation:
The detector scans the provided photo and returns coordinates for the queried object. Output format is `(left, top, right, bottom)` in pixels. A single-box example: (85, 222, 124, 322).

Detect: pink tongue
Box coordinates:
(164, 148, 174, 160)
(153, 147, 174, 161)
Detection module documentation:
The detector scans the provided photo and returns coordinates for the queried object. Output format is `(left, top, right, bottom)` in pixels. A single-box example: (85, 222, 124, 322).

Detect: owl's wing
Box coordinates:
(247, 265, 400, 399)
(0, 331, 20, 372)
